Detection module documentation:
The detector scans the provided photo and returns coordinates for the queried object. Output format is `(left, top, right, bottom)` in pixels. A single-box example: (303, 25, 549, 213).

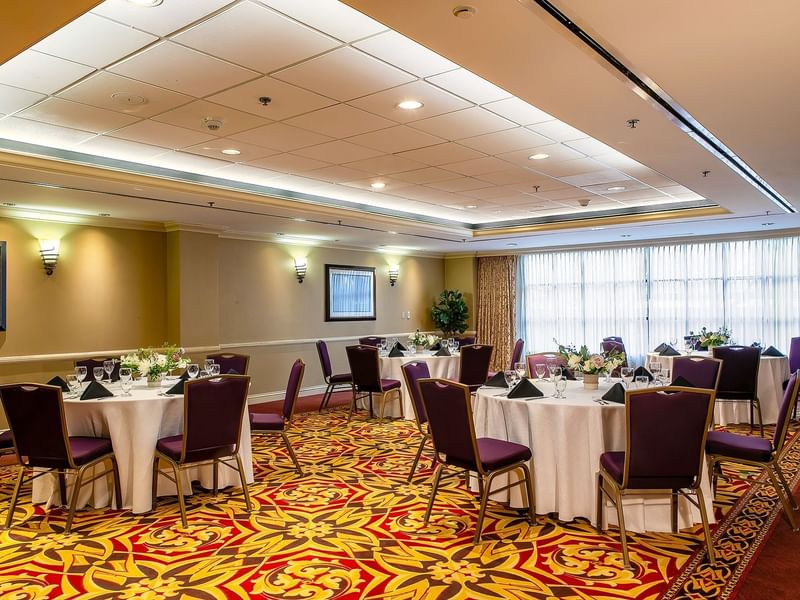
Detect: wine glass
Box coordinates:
(66, 373, 80, 397)
(620, 366, 634, 388)
(209, 363, 221, 377)
(75, 366, 87, 388)
(93, 366, 105, 383)
(119, 367, 133, 396)
(549, 366, 562, 382)
(187, 364, 200, 379)
(503, 370, 516, 389)
(635, 375, 649, 388)
(452, 340, 460, 353)
(534, 363, 546, 381)
(554, 376, 567, 399)
(649, 361, 662, 384)
(204, 359, 215, 373)
(103, 360, 114, 382)
(684, 339, 694, 355)
(515, 361, 527, 381)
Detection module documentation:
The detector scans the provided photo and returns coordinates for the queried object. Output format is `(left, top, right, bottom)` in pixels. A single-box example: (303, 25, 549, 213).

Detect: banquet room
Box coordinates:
(0, 0, 797, 598)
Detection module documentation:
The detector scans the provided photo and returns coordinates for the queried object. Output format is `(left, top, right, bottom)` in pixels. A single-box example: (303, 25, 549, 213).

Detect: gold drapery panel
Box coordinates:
(476, 255, 518, 371)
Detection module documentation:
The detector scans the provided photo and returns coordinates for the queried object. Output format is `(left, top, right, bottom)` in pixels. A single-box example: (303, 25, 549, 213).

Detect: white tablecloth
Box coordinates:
(378, 352, 459, 419)
(647, 351, 789, 424)
(32, 381, 254, 514)
(472, 380, 714, 533)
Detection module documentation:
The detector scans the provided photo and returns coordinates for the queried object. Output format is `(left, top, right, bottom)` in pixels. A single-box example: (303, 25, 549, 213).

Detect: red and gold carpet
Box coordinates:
(0, 411, 795, 599)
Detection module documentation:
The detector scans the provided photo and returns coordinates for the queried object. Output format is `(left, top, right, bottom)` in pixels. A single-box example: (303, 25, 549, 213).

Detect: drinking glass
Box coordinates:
(534, 363, 546, 381)
(635, 375, 649, 388)
(204, 359, 215, 373)
(408, 345, 416, 356)
(452, 340, 459, 353)
(503, 370, 516, 389)
(620, 366, 634, 387)
(119, 367, 133, 396)
(187, 364, 200, 379)
(209, 364, 221, 377)
(448, 337, 455, 352)
(514, 361, 527, 380)
(66, 374, 80, 397)
(103, 360, 114, 382)
(649, 361, 662, 384)
(554, 376, 567, 399)
(684, 339, 694, 355)
(549, 366, 562, 381)
(75, 366, 87, 387)
(93, 367, 105, 383)
(661, 368, 671, 386)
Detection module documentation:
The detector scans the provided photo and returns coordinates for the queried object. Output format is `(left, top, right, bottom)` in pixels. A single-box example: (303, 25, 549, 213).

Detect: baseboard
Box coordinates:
(247, 384, 331, 405)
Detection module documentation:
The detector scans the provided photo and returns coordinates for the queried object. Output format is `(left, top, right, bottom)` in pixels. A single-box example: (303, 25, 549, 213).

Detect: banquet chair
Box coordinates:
(487, 338, 525, 380)
(596, 385, 716, 570)
(345, 345, 402, 421)
(315, 340, 352, 411)
(358, 336, 384, 347)
(75, 357, 120, 381)
(603, 336, 624, 344)
(401, 361, 432, 482)
(712, 346, 763, 436)
(0, 383, 122, 533)
(418, 378, 535, 543)
(707, 371, 800, 531)
(458, 344, 494, 393)
(525, 352, 568, 378)
(600, 340, 628, 376)
(672, 356, 723, 390)
(249, 359, 304, 475)
(456, 336, 476, 347)
(789, 337, 800, 373)
(206, 352, 249, 375)
(152, 375, 252, 528)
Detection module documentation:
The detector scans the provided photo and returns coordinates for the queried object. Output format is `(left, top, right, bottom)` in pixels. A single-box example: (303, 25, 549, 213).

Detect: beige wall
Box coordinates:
(443, 256, 477, 330)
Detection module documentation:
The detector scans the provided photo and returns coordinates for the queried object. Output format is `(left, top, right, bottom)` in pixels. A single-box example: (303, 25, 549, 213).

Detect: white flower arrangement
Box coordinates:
(120, 344, 190, 381)
(555, 340, 625, 375)
(409, 330, 440, 347)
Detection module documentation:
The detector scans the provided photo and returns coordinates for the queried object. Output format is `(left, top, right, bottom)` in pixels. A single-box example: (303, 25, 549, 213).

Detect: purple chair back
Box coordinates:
(182, 375, 249, 463)
(603, 336, 624, 343)
(358, 337, 384, 347)
(401, 361, 431, 427)
(601, 340, 627, 366)
(418, 379, 480, 472)
(207, 353, 250, 375)
(346, 345, 382, 392)
(774, 370, 800, 453)
(0, 383, 74, 469)
(525, 352, 566, 376)
(508, 338, 525, 370)
(672, 356, 722, 389)
(712, 346, 760, 400)
(456, 336, 476, 347)
(624, 387, 715, 489)
(789, 338, 800, 373)
(76, 357, 120, 381)
(282, 359, 305, 421)
(316, 340, 333, 379)
(458, 344, 493, 387)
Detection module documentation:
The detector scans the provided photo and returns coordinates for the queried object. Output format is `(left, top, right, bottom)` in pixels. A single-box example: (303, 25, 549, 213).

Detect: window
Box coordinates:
(325, 265, 376, 321)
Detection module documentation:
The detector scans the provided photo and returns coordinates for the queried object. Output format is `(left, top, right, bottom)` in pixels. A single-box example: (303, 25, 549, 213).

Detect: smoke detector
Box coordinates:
(202, 117, 223, 132)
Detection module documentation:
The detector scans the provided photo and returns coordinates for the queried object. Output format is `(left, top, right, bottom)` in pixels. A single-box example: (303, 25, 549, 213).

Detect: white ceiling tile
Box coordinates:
(272, 47, 414, 102)
(0, 117, 96, 148)
(426, 69, 512, 105)
(536, 187, 593, 201)
(348, 80, 472, 123)
(343, 155, 427, 175)
(339, 177, 414, 192)
(640, 175, 680, 188)
(476, 169, 553, 186)
(207, 76, 336, 120)
(213, 163, 283, 184)
(581, 180, 647, 195)
(0, 85, 45, 115)
(183, 139, 278, 162)
(396, 142, 485, 166)
(347, 125, 444, 154)
(92, 0, 237, 37)
(173, 2, 340, 74)
(527, 120, 589, 142)
(458, 127, 553, 155)
(246, 153, 331, 173)
(529, 157, 609, 178)
(303, 165, 372, 183)
(110, 119, 215, 149)
(74, 136, 170, 162)
(17, 98, 139, 133)
(229, 122, 332, 151)
(0, 51, 94, 94)
(110, 42, 259, 97)
(481, 97, 553, 126)
(33, 12, 158, 69)
(441, 156, 512, 176)
(563, 137, 617, 157)
(497, 144, 586, 167)
(58, 71, 193, 118)
(286, 104, 394, 138)
(398, 185, 464, 204)
(293, 140, 382, 164)
(259, 0, 387, 42)
(145, 151, 232, 174)
(353, 30, 458, 77)
(460, 186, 517, 200)
(391, 167, 461, 184)
(426, 177, 494, 193)
(409, 107, 515, 140)
(151, 99, 271, 136)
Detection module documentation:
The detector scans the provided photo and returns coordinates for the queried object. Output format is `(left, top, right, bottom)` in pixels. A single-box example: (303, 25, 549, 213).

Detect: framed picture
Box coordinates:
(0, 241, 6, 331)
(325, 264, 376, 321)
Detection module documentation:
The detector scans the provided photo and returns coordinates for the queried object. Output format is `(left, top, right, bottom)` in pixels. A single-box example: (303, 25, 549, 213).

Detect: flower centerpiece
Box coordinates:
(409, 329, 440, 350)
(120, 344, 190, 384)
(555, 340, 626, 389)
(696, 326, 731, 349)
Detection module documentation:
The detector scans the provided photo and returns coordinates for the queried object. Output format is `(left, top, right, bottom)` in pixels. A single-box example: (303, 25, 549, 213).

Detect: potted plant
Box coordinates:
(431, 290, 469, 338)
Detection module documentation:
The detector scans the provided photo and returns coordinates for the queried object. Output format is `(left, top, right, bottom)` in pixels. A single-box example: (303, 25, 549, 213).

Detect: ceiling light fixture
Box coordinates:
(465, 204, 477, 209)
(762, 222, 775, 226)
(607, 186, 626, 192)
(528, 153, 549, 160)
(453, 5, 477, 18)
(397, 100, 423, 110)
(126, 0, 163, 6)
(506, 243, 518, 247)
(388, 230, 398, 235)
(370, 182, 386, 190)
(221, 148, 241, 155)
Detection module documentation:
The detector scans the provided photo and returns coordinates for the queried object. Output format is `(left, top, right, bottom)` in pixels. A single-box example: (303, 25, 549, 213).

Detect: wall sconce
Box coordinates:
(389, 264, 399, 287)
(294, 258, 307, 283)
(39, 239, 60, 276)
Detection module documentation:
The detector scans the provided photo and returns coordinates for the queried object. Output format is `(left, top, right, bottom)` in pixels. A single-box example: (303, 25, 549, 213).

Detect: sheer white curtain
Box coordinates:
(517, 236, 800, 366)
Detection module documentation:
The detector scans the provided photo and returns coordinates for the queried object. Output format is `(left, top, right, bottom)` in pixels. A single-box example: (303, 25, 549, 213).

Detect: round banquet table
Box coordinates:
(31, 380, 254, 514)
(377, 351, 460, 419)
(646, 351, 789, 425)
(471, 379, 715, 533)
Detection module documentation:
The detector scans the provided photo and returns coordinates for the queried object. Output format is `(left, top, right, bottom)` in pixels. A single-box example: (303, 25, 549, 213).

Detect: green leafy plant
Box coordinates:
(431, 290, 469, 337)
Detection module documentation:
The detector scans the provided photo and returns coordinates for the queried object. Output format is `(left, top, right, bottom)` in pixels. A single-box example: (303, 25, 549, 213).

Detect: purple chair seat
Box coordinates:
(706, 430, 773, 462)
(69, 437, 114, 466)
(381, 378, 401, 391)
(249, 412, 285, 431)
(156, 434, 234, 462)
(600, 451, 696, 489)
(329, 373, 353, 384)
(0, 429, 12, 448)
(477, 438, 531, 470)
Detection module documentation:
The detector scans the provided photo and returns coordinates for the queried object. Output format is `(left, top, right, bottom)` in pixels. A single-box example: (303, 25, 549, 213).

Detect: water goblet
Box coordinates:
(452, 340, 460, 353)
(515, 361, 527, 381)
(503, 370, 516, 389)
(209, 364, 221, 377)
(534, 363, 546, 381)
(75, 366, 87, 388)
(204, 358, 215, 372)
(66, 374, 80, 397)
(661, 367, 671, 386)
(634, 375, 649, 388)
(93, 366, 105, 383)
(187, 364, 200, 379)
(620, 366, 634, 388)
(554, 376, 567, 399)
(649, 361, 662, 384)
(684, 339, 694, 355)
(119, 367, 133, 396)
(103, 360, 114, 382)
(549, 365, 562, 382)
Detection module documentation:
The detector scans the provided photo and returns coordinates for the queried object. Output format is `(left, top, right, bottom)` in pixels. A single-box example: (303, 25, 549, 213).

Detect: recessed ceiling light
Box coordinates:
(388, 230, 398, 235)
(465, 204, 477, 209)
(293, 217, 306, 222)
(762, 222, 775, 226)
(111, 92, 147, 107)
(506, 242, 518, 247)
(370, 182, 386, 190)
(607, 186, 626, 192)
(397, 100, 423, 110)
(126, 0, 163, 6)
(528, 153, 549, 160)
(221, 148, 241, 155)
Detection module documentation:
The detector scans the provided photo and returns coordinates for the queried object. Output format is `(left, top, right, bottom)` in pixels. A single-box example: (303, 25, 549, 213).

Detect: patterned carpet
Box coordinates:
(0, 411, 795, 599)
